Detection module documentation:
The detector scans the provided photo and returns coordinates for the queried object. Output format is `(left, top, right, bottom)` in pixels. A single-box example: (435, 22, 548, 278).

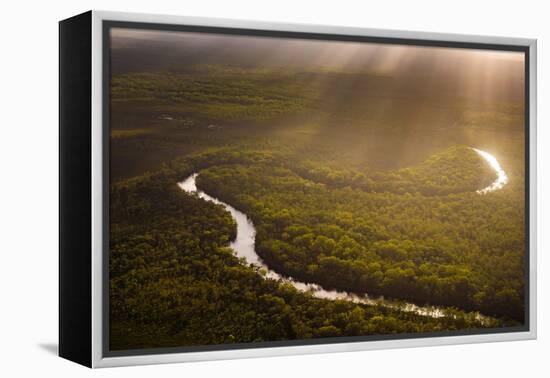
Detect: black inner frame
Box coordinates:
(102, 20, 531, 358)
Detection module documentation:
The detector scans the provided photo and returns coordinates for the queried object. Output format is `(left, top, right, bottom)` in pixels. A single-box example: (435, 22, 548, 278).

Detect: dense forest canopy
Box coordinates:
(110, 163, 503, 350)
(108, 28, 526, 351)
(190, 147, 524, 320)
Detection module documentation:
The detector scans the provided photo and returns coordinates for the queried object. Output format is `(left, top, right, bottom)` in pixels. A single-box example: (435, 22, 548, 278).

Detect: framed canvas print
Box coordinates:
(59, 10, 537, 368)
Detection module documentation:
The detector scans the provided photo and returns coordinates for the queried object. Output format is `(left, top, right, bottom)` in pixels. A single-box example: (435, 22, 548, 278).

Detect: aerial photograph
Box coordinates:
(107, 27, 526, 351)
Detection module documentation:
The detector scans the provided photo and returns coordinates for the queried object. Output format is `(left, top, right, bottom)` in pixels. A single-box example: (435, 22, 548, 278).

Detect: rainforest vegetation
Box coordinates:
(192, 147, 525, 321)
(110, 162, 502, 350)
(108, 31, 526, 351)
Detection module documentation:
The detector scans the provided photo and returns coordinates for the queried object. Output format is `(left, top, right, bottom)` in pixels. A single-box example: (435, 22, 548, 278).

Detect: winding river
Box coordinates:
(178, 149, 506, 320)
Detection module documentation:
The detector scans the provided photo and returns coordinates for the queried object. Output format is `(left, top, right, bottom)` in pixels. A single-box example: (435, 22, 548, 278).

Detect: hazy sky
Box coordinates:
(110, 27, 525, 103)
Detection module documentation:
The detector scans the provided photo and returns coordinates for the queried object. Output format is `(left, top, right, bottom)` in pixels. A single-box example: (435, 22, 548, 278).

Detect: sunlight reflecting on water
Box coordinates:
(472, 148, 509, 194)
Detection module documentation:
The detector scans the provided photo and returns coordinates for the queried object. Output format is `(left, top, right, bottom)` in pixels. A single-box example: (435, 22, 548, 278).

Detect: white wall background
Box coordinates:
(0, 0, 547, 376)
